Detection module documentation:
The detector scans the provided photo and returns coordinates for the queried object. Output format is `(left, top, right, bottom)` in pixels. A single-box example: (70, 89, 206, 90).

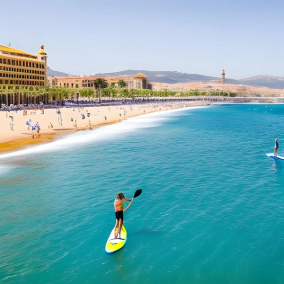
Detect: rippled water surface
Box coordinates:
(1, 104, 284, 284)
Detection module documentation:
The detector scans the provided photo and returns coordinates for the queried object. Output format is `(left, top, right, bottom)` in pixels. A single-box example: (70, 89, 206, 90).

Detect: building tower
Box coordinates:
(128, 73, 151, 90)
(38, 45, 48, 86)
(221, 69, 225, 84)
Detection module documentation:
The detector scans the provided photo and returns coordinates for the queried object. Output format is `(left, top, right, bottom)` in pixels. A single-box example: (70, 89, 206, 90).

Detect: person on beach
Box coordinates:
(114, 193, 132, 239)
(274, 138, 279, 156)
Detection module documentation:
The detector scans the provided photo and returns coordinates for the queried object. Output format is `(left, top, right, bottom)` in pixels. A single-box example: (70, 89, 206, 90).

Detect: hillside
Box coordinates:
(95, 70, 239, 85)
(48, 68, 284, 89)
(239, 75, 284, 89)
(47, 68, 71, 77)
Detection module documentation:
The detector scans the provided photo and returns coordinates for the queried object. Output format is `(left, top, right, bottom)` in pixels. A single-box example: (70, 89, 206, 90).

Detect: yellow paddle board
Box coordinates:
(105, 225, 127, 254)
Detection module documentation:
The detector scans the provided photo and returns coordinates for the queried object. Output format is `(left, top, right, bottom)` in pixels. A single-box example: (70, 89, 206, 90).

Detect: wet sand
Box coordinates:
(0, 133, 58, 152)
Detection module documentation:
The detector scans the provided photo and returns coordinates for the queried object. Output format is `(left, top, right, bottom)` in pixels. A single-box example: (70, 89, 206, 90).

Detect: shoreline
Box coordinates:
(0, 102, 209, 155)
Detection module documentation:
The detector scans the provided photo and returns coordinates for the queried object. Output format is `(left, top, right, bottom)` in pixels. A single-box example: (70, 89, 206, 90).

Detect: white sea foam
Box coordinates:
(0, 165, 14, 176)
(0, 106, 207, 160)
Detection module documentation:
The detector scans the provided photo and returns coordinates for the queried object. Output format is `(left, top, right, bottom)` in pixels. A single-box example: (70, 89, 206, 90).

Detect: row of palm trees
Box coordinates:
(0, 78, 110, 105)
(0, 77, 238, 106)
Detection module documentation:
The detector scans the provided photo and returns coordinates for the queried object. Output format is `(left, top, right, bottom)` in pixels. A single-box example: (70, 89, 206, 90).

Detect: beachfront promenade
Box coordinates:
(128, 96, 284, 104)
(1, 95, 283, 112)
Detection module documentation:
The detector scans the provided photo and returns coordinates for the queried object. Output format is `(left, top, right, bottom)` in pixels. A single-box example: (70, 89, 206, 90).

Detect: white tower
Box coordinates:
(221, 70, 225, 84)
(38, 45, 48, 86)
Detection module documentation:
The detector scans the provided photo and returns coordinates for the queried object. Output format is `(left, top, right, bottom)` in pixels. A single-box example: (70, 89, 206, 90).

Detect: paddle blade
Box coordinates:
(133, 189, 142, 198)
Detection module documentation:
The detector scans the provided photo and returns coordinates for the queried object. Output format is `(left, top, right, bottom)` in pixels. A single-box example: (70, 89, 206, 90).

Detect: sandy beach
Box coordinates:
(0, 102, 209, 152)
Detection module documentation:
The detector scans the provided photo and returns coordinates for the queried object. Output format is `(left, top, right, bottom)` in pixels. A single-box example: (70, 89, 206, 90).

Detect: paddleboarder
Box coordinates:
(274, 138, 279, 156)
(114, 193, 132, 239)
(106, 189, 142, 254)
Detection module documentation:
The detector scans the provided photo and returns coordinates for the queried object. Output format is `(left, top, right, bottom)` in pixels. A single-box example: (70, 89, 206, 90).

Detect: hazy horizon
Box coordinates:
(91, 70, 284, 81)
(49, 68, 283, 81)
(2, 0, 284, 80)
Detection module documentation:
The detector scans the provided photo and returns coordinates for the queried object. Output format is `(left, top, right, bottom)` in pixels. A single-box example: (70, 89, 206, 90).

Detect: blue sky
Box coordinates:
(1, 0, 283, 79)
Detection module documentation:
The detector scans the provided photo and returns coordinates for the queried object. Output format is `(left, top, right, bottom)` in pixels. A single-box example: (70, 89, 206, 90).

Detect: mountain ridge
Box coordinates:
(47, 68, 71, 77)
(239, 75, 284, 89)
(95, 70, 284, 88)
(94, 70, 239, 85)
(47, 68, 284, 89)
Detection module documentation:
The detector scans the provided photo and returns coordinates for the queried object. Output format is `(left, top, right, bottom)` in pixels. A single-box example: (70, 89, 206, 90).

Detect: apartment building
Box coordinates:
(0, 45, 47, 87)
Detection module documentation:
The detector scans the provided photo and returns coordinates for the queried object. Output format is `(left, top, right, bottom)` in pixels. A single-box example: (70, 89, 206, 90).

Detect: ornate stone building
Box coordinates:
(48, 73, 152, 91)
(0, 45, 48, 105)
(128, 73, 152, 90)
(47, 76, 128, 89)
(0, 45, 47, 87)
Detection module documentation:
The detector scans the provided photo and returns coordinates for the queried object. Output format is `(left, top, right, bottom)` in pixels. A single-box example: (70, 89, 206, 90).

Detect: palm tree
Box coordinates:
(120, 89, 129, 98)
(94, 78, 108, 101)
(79, 88, 87, 101)
(5, 85, 13, 106)
(0, 89, 3, 105)
(55, 87, 64, 105)
(82, 88, 95, 103)
(43, 86, 50, 104)
(62, 88, 69, 102)
(69, 89, 76, 102)
(50, 87, 60, 104)
(25, 90, 31, 104)
(34, 86, 40, 104)
(109, 88, 118, 98)
(118, 79, 126, 88)
(28, 87, 36, 104)
(129, 89, 135, 98)
(88, 88, 95, 102)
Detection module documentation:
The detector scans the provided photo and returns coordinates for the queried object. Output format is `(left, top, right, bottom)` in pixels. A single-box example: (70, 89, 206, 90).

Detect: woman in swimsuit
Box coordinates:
(274, 138, 279, 156)
(114, 193, 132, 239)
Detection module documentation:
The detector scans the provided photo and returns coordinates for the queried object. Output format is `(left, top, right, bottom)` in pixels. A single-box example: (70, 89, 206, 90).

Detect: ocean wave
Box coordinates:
(0, 106, 207, 160)
(0, 165, 14, 176)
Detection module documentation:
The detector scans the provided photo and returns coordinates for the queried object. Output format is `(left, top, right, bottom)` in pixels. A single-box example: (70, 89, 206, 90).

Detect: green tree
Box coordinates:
(79, 88, 87, 100)
(69, 89, 76, 101)
(129, 89, 136, 98)
(102, 88, 110, 97)
(86, 88, 95, 102)
(120, 89, 129, 97)
(62, 88, 69, 101)
(42, 86, 50, 104)
(94, 78, 108, 101)
(110, 88, 118, 97)
(118, 79, 126, 88)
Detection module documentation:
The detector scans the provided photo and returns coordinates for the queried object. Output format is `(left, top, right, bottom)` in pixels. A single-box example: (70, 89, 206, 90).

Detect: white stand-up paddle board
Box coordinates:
(266, 153, 284, 160)
(105, 225, 127, 254)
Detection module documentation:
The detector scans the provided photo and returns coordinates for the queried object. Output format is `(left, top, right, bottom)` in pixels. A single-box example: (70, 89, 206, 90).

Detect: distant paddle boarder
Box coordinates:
(274, 138, 279, 156)
(114, 193, 132, 239)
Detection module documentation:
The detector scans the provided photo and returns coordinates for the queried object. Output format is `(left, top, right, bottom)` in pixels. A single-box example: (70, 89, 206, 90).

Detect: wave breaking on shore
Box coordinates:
(0, 106, 207, 160)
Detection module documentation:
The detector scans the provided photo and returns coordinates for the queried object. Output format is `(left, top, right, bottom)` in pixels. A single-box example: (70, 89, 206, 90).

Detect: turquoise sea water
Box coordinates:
(1, 104, 284, 284)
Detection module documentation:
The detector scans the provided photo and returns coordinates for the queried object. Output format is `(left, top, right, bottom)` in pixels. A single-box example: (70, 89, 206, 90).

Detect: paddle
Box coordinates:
(123, 189, 142, 212)
(133, 189, 142, 199)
